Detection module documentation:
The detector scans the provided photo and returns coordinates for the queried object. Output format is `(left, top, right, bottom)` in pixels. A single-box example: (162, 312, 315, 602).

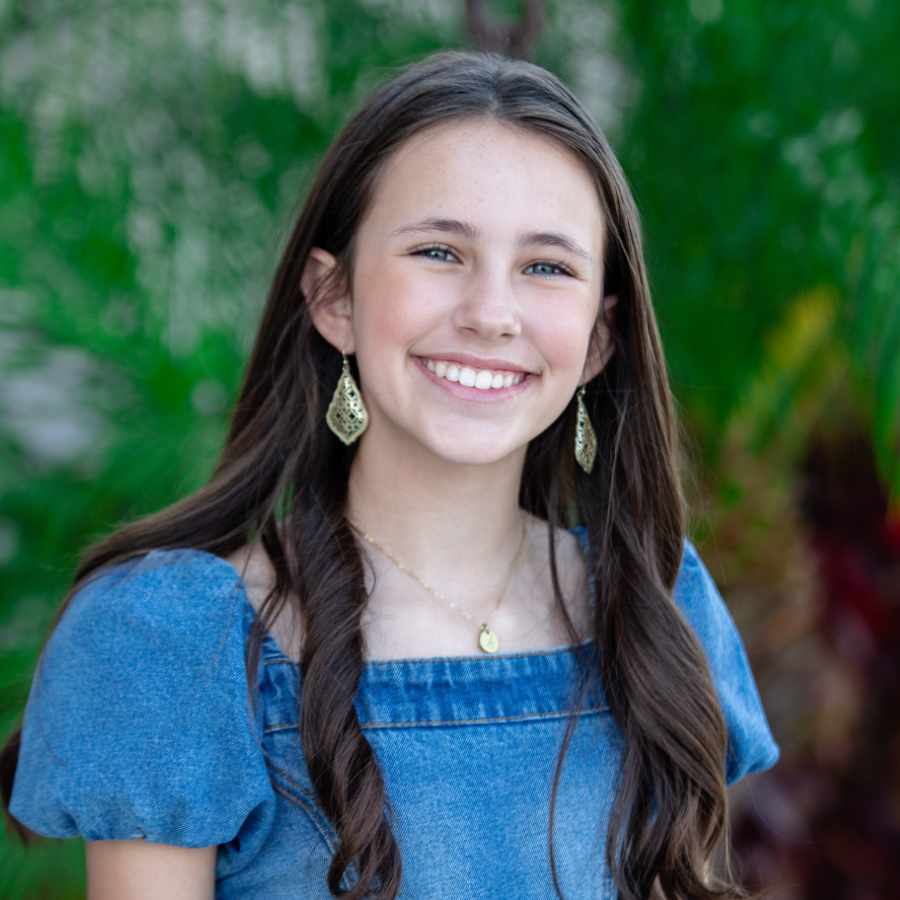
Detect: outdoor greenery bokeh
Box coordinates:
(1, 1, 898, 897)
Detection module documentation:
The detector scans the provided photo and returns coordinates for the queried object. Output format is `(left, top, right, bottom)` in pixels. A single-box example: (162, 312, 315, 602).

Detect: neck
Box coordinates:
(345, 426, 529, 597)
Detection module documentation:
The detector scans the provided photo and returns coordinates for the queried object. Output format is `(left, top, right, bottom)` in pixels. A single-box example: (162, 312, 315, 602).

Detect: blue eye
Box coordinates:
(412, 245, 574, 278)
(413, 245, 458, 263)
(524, 261, 573, 278)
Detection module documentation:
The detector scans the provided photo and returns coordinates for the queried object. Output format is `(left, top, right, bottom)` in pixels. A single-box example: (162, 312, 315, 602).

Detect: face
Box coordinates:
(305, 116, 617, 468)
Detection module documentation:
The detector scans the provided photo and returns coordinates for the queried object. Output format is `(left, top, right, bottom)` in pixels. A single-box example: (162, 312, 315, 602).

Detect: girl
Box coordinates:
(3, 49, 779, 899)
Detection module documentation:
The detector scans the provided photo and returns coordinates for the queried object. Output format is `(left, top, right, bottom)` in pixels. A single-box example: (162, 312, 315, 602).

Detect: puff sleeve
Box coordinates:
(675, 538, 781, 786)
(9, 549, 277, 848)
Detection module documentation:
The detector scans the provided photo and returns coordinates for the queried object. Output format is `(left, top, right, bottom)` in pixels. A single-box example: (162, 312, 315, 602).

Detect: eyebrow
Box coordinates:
(390, 217, 594, 263)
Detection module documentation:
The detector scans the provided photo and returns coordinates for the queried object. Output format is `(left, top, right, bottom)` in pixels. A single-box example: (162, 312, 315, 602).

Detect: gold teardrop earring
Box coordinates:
(574, 383, 597, 474)
(326, 351, 369, 445)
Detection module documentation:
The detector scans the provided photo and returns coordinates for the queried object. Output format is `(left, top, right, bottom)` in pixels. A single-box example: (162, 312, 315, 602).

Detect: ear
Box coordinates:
(302, 247, 355, 354)
(580, 293, 619, 385)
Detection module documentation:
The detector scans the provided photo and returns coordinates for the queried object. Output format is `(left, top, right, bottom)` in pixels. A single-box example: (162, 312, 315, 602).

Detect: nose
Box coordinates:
(450, 266, 522, 340)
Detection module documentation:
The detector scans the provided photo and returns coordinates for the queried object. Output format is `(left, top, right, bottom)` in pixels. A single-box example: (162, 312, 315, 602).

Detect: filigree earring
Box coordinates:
(574, 383, 597, 474)
(326, 351, 369, 445)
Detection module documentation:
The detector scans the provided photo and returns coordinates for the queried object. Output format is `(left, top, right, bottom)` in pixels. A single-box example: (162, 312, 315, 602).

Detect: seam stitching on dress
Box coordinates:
(263, 704, 609, 732)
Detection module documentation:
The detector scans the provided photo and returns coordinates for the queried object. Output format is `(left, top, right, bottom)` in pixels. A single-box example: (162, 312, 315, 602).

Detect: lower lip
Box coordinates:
(412, 356, 537, 403)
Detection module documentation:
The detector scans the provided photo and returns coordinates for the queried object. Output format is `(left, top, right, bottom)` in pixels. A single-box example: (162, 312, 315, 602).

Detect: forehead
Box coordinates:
(362, 117, 605, 253)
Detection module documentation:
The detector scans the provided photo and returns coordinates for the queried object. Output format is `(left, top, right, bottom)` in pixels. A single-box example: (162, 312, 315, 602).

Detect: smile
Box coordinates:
(413, 356, 536, 403)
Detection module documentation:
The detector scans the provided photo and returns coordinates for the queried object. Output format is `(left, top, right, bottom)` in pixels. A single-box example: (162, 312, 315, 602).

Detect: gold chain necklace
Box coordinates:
(349, 516, 528, 654)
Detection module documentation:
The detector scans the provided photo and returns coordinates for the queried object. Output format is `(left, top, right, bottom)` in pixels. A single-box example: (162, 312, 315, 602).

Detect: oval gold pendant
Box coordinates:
(478, 624, 499, 653)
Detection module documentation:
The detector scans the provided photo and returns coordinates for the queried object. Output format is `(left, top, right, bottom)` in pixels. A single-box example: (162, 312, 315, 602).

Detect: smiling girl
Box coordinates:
(4, 50, 779, 899)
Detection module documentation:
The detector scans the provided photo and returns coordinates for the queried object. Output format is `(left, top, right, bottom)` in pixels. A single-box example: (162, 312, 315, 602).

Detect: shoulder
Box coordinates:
(672, 536, 739, 649)
(31, 546, 257, 730)
(30, 548, 251, 693)
(674, 536, 781, 784)
(224, 539, 304, 662)
(570, 527, 780, 784)
(568, 526, 716, 608)
(670, 536, 751, 654)
(61, 547, 246, 636)
(44, 547, 261, 718)
(10, 547, 276, 845)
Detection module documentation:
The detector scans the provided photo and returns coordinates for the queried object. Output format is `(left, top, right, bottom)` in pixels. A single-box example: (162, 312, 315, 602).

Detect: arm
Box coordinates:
(86, 840, 216, 900)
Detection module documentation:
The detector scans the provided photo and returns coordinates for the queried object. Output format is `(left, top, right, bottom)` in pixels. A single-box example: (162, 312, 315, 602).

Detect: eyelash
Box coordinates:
(411, 244, 575, 278)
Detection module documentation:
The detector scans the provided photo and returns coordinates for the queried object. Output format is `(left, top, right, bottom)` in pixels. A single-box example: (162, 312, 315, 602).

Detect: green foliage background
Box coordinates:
(1, 0, 897, 895)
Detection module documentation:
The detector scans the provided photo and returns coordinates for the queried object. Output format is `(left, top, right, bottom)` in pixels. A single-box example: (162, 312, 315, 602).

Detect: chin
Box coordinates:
(424, 438, 525, 468)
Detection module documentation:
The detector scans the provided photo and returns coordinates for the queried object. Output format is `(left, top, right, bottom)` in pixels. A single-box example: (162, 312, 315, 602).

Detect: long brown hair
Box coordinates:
(3, 49, 754, 899)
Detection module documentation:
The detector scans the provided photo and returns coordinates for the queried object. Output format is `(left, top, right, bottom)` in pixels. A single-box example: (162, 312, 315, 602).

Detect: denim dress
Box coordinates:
(10, 526, 780, 898)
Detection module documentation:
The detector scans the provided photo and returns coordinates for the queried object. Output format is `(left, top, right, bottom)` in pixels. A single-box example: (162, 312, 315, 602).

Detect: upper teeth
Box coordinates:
(422, 358, 527, 390)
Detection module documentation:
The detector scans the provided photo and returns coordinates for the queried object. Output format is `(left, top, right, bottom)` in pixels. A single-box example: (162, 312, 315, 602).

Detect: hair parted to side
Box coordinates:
(2, 49, 758, 899)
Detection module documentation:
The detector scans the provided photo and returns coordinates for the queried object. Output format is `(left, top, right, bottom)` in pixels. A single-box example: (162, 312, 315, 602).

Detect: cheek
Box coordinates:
(355, 265, 447, 348)
(533, 306, 594, 371)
